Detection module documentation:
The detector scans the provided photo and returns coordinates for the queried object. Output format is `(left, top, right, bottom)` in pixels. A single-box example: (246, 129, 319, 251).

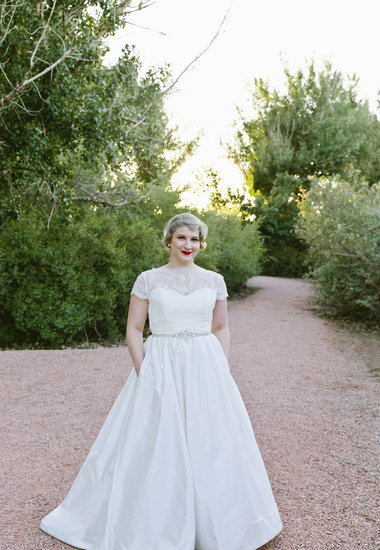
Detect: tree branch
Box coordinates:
(94, 0, 153, 41)
(0, 47, 73, 110)
(162, 1, 233, 96)
(124, 19, 167, 36)
(30, 0, 57, 68)
(0, 0, 152, 110)
(71, 190, 151, 207)
(0, 0, 18, 48)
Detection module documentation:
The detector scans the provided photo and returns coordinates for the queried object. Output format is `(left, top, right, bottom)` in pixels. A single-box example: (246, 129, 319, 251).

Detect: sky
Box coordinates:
(104, 0, 380, 207)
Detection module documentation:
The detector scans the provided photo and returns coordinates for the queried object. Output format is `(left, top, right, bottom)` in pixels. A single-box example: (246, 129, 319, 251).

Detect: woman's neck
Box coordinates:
(165, 260, 199, 270)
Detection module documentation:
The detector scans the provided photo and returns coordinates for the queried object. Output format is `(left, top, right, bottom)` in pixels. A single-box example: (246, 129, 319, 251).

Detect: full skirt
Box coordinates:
(40, 334, 282, 550)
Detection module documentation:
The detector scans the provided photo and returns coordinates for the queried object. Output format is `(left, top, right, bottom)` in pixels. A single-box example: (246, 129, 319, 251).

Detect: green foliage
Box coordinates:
(0, 191, 263, 347)
(195, 211, 263, 289)
(0, 2, 263, 349)
(0, 210, 165, 347)
(296, 178, 380, 324)
(231, 61, 380, 275)
(202, 168, 306, 276)
(0, 2, 185, 225)
(249, 174, 309, 276)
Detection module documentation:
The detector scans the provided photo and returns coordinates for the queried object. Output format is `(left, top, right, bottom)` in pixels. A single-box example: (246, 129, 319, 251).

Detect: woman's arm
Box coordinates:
(211, 298, 230, 359)
(126, 294, 149, 376)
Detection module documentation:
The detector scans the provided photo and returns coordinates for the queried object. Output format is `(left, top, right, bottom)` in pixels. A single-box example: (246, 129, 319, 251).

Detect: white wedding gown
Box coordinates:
(40, 266, 282, 550)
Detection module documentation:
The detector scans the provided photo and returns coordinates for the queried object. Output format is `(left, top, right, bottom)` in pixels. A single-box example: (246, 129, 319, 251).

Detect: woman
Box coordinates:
(40, 212, 282, 550)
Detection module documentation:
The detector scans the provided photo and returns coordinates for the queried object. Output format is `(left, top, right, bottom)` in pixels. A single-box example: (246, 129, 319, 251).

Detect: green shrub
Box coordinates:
(111, 211, 166, 334)
(259, 238, 308, 278)
(0, 202, 263, 348)
(138, 199, 264, 290)
(197, 211, 263, 289)
(0, 211, 164, 347)
(296, 178, 380, 324)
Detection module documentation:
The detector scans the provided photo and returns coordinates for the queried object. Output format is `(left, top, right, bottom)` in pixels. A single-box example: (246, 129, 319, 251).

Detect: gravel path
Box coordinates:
(1, 276, 379, 550)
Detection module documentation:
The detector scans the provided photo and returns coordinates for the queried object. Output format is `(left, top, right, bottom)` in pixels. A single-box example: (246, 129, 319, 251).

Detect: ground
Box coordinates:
(1, 276, 379, 550)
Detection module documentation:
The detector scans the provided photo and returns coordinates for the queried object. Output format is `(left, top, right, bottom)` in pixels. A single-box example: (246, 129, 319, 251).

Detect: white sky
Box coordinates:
(105, 0, 380, 207)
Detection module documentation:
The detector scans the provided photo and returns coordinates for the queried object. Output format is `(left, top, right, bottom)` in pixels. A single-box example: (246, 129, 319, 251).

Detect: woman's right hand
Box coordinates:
(126, 294, 148, 379)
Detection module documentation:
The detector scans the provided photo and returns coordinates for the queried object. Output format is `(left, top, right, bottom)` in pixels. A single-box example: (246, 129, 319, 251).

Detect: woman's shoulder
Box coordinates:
(189, 267, 226, 291)
(137, 266, 225, 287)
(196, 267, 224, 281)
(132, 265, 228, 299)
(137, 267, 157, 277)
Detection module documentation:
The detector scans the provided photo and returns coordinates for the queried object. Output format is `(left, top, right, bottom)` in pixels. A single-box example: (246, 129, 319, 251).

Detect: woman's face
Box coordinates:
(170, 226, 201, 263)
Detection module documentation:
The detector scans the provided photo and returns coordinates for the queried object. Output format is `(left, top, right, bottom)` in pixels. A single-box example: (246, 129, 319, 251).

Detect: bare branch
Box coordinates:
(0, 0, 153, 111)
(124, 1, 157, 15)
(123, 103, 152, 135)
(30, 0, 57, 68)
(71, 190, 151, 207)
(0, 0, 84, 111)
(124, 19, 167, 36)
(47, 196, 56, 229)
(67, 1, 153, 75)
(0, 60, 13, 88)
(101, 1, 234, 147)
(94, 0, 153, 41)
(0, 0, 18, 48)
(0, 47, 74, 110)
(162, 1, 234, 96)
(1, 0, 226, 113)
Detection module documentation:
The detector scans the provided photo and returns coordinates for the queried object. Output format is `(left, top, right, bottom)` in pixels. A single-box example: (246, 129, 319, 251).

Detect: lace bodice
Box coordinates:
(130, 266, 228, 335)
(131, 266, 228, 300)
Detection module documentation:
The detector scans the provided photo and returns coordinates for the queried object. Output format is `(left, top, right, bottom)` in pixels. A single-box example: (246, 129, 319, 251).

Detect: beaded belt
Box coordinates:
(151, 330, 210, 341)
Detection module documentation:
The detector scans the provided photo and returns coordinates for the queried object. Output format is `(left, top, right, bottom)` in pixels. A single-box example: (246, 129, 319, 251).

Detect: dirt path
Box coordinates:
(1, 276, 379, 550)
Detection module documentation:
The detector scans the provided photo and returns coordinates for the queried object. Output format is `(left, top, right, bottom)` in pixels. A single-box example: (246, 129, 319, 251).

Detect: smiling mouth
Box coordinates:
(181, 251, 192, 255)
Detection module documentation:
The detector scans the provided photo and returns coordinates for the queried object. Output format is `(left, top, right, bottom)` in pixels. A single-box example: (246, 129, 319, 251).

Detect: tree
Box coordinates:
(296, 177, 380, 324)
(230, 61, 380, 276)
(0, 1, 188, 226)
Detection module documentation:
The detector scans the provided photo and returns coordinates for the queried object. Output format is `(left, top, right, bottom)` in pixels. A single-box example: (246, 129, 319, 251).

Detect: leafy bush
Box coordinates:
(197, 211, 263, 289)
(296, 178, 380, 324)
(0, 201, 263, 348)
(135, 196, 264, 289)
(0, 211, 164, 347)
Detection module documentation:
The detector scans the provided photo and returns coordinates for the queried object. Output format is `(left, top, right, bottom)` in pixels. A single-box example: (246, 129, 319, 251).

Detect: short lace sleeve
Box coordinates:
(130, 272, 148, 300)
(216, 274, 229, 300)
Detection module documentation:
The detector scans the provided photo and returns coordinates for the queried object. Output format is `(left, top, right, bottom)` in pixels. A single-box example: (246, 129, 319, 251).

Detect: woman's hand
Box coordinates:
(126, 294, 148, 376)
(211, 298, 230, 359)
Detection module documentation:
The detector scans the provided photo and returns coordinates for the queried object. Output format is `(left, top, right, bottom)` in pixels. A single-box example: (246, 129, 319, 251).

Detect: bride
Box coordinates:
(40, 212, 283, 550)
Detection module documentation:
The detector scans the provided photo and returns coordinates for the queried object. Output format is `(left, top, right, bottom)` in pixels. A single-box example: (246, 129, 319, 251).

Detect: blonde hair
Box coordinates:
(163, 213, 208, 250)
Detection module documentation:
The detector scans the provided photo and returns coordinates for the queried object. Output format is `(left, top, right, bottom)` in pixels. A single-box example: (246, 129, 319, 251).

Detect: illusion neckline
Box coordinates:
(157, 265, 204, 272)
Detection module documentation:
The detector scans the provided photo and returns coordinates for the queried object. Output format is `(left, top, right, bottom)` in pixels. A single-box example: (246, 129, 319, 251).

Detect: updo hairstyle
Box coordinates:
(163, 213, 208, 250)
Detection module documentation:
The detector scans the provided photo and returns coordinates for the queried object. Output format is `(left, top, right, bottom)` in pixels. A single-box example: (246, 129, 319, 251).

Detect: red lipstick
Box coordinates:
(181, 251, 192, 255)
